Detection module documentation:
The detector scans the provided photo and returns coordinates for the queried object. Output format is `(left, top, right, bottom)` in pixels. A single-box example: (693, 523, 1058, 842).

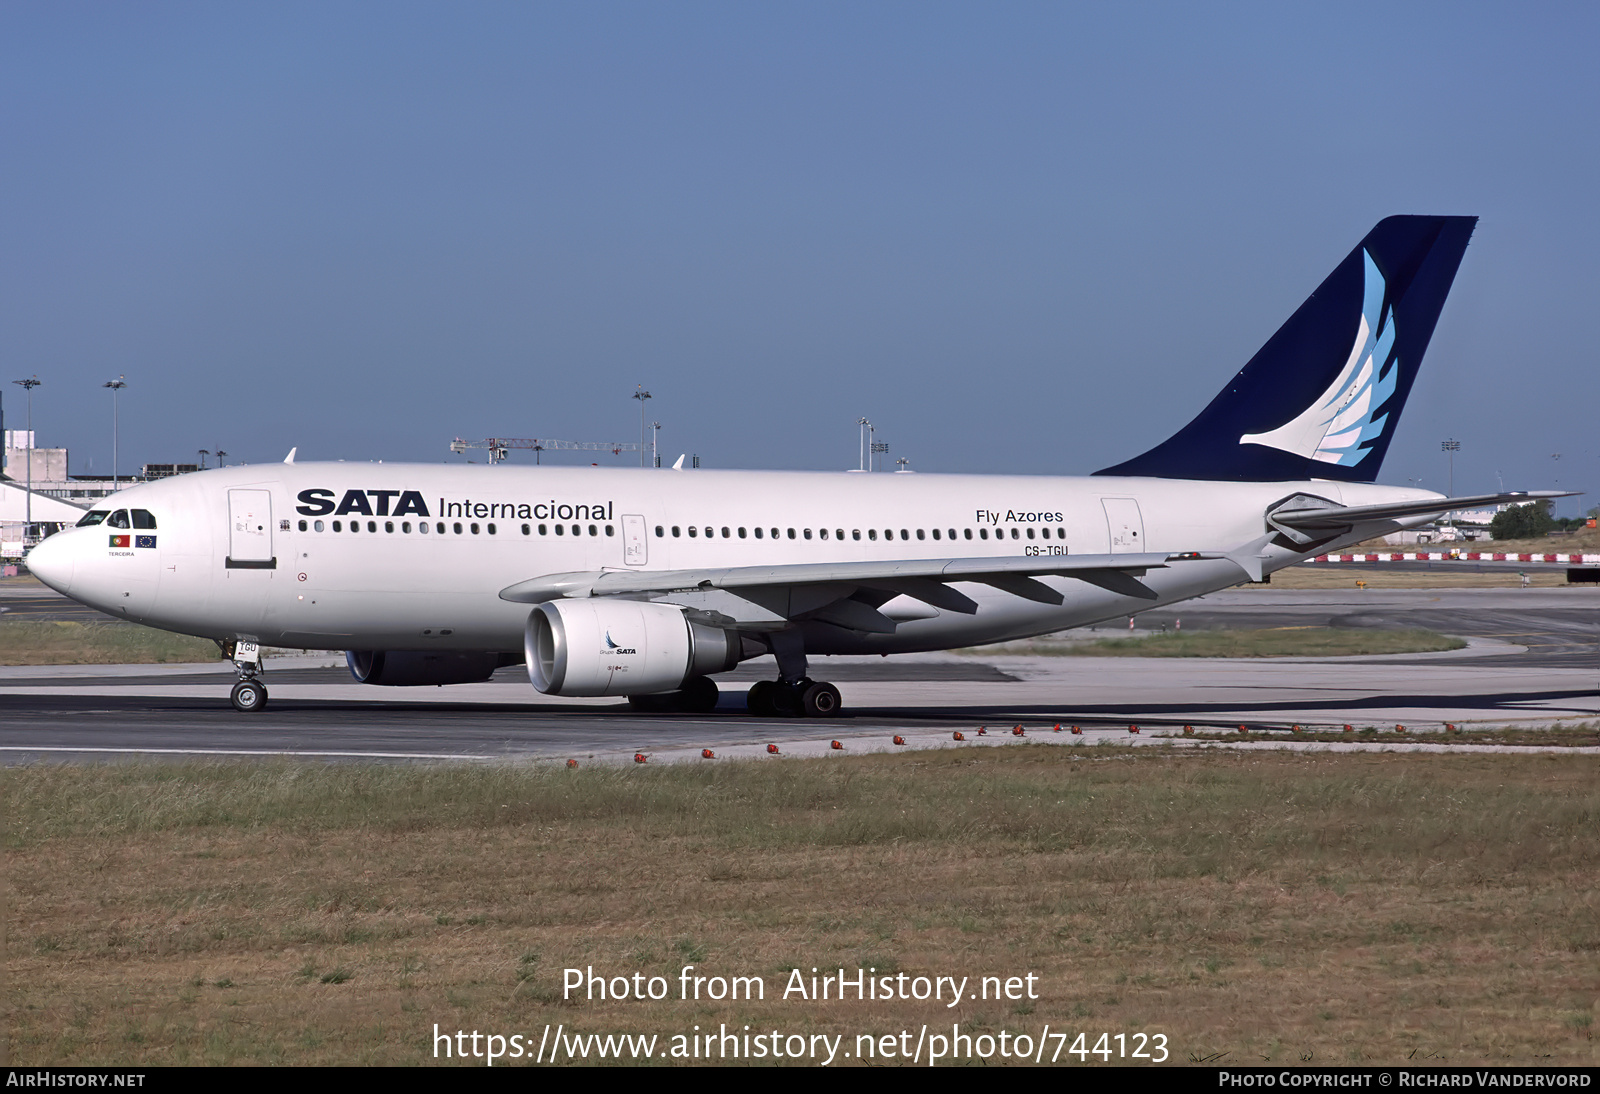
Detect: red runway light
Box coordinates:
(893, 735, 906, 745)
(566, 758, 578, 768)
(767, 744, 780, 754)
(634, 753, 647, 763)
(1012, 726, 1025, 736)
(701, 749, 715, 759)
(1070, 725, 1083, 735)
(830, 740, 844, 750)
(953, 731, 966, 741)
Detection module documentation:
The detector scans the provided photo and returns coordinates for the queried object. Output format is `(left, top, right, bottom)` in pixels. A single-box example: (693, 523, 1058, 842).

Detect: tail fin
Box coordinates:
(1095, 215, 1477, 482)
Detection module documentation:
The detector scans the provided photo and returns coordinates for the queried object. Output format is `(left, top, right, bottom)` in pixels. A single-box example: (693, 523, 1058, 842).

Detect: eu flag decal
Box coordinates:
(109, 534, 130, 548)
(135, 535, 157, 549)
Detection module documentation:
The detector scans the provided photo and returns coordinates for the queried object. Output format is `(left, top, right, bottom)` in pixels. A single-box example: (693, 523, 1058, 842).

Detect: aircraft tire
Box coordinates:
(230, 680, 268, 713)
(769, 681, 803, 717)
(801, 681, 842, 718)
(679, 675, 720, 713)
(746, 680, 776, 716)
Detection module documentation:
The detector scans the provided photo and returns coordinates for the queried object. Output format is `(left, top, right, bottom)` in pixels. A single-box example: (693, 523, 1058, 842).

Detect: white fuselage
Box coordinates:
(27, 462, 1436, 658)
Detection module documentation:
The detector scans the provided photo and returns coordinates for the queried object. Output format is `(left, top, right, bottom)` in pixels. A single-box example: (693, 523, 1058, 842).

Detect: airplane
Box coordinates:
(23, 215, 1572, 715)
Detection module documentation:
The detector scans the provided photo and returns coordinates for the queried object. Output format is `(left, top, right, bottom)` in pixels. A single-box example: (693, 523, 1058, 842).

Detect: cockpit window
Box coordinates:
(76, 511, 110, 527)
(106, 510, 131, 529)
(131, 509, 157, 530)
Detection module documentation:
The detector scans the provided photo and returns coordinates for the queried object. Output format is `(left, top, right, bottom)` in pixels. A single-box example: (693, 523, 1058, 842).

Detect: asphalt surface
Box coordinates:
(0, 584, 1594, 763)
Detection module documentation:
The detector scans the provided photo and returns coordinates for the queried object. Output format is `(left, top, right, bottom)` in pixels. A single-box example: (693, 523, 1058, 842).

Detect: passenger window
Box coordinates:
(1058, 528, 1067, 539)
(688, 526, 698, 537)
(868, 529, 877, 541)
(916, 529, 925, 540)
(556, 524, 565, 536)
(132, 510, 157, 529)
(436, 522, 445, 534)
(721, 527, 730, 538)
(471, 524, 480, 535)
(584, 524, 593, 536)
(488, 523, 497, 535)
(655, 525, 664, 537)
(76, 511, 109, 527)
(900, 529, 909, 540)
(386, 521, 395, 533)
(819, 528, 828, 540)
(979, 529, 988, 540)
(771, 529, 779, 539)
(836, 529, 844, 540)
(107, 510, 130, 529)
(333, 520, 343, 532)
(539, 524, 548, 535)
(964, 528, 973, 540)
(351, 522, 360, 533)
(314, 520, 325, 532)
(521, 524, 530, 535)
(454, 522, 463, 534)
(298, 519, 308, 532)
(787, 528, 796, 540)
(753, 527, 763, 539)
(1026, 527, 1035, 539)
(738, 527, 747, 538)
(803, 529, 812, 540)
(852, 530, 861, 541)
(1011, 528, 1020, 539)
(949, 529, 957, 540)
(931, 529, 940, 540)
(605, 525, 614, 536)
(367, 521, 377, 533)
(403, 522, 412, 533)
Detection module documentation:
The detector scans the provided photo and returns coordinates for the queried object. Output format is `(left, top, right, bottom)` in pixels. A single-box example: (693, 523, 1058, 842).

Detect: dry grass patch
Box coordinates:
(6, 751, 1599, 1066)
(0, 620, 223, 665)
(1051, 627, 1464, 658)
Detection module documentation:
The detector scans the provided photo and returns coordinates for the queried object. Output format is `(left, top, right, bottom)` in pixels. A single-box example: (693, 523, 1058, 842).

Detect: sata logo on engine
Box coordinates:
(602, 631, 637, 655)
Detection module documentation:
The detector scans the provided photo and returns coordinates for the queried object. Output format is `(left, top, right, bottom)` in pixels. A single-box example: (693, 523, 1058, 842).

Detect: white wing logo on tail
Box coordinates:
(1239, 250, 1398, 466)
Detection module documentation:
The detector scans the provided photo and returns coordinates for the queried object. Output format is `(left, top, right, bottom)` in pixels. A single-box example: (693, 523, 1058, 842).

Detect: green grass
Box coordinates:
(0, 619, 225, 665)
(1047, 626, 1465, 658)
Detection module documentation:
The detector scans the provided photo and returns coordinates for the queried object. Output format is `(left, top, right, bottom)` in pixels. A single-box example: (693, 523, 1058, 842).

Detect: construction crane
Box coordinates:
(448, 437, 644, 465)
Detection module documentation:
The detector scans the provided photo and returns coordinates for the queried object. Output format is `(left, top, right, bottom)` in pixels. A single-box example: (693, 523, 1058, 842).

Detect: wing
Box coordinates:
(499, 551, 1212, 634)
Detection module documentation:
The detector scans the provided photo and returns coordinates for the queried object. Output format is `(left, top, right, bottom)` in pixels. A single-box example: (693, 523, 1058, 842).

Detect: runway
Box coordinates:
(1, 585, 1595, 763)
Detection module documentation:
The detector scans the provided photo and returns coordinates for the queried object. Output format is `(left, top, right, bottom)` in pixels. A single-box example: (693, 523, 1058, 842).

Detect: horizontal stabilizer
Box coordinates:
(1271, 490, 1576, 531)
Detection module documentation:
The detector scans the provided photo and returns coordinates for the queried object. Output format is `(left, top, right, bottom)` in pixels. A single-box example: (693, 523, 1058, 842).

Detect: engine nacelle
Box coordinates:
(526, 599, 742, 696)
(346, 649, 505, 686)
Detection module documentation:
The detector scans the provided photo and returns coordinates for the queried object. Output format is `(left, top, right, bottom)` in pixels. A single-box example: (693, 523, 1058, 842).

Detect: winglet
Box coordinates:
(671, 454, 686, 470)
(283, 447, 297, 464)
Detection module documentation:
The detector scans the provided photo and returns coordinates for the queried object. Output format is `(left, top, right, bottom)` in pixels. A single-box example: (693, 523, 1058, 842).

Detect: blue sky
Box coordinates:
(2, 2, 1595, 512)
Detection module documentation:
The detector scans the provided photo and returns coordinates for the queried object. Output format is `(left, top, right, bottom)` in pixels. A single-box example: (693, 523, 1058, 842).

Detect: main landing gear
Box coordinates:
(746, 678, 841, 718)
(221, 639, 269, 713)
(744, 629, 843, 718)
(627, 675, 720, 714)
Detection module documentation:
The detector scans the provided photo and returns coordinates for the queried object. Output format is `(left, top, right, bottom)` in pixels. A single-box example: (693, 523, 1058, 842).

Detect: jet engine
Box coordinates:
(526, 599, 743, 696)
(346, 649, 507, 686)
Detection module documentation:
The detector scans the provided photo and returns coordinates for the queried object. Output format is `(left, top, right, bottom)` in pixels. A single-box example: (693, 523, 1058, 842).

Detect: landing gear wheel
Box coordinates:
(801, 681, 842, 717)
(678, 675, 720, 714)
(230, 680, 268, 713)
(770, 681, 803, 717)
(747, 680, 776, 716)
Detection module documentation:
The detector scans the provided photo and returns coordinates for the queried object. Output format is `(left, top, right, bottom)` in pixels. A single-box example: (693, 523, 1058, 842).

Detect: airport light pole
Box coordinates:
(871, 441, 888, 472)
(198, 449, 209, 470)
(216, 449, 227, 468)
(857, 418, 873, 471)
(103, 377, 126, 492)
(652, 421, 660, 468)
(632, 387, 651, 468)
(12, 378, 41, 540)
(1441, 439, 1460, 527)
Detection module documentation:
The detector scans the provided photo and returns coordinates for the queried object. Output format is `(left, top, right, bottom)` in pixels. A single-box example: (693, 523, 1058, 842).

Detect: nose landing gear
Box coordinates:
(221, 638, 269, 713)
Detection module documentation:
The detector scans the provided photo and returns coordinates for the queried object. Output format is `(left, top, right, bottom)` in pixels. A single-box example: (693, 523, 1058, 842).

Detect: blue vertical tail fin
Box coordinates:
(1095, 215, 1477, 482)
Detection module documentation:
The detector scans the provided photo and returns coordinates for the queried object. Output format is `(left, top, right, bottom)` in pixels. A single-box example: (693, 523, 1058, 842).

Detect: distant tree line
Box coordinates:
(1489, 501, 1580, 540)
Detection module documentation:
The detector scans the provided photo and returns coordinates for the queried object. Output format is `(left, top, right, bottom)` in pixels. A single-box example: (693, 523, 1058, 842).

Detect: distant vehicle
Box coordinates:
(26, 216, 1568, 714)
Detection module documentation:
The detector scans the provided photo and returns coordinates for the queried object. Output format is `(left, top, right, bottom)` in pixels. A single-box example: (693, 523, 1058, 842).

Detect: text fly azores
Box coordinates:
(296, 489, 615, 522)
(28, 215, 1571, 717)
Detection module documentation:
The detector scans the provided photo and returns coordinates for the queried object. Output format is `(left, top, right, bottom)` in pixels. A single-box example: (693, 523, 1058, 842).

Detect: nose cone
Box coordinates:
(24, 531, 75, 594)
